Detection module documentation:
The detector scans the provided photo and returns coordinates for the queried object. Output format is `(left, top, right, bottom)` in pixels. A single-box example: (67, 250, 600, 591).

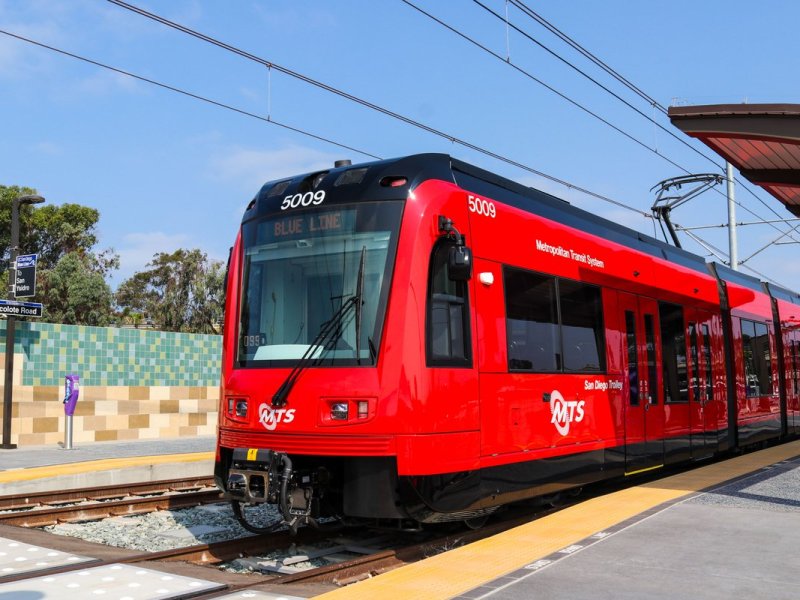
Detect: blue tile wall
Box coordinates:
(0, 322, 222, 387)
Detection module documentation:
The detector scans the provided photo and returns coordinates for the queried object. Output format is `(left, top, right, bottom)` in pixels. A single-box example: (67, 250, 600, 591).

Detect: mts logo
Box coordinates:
(549, 390, 585, 436)
(258, 403, 296, 431)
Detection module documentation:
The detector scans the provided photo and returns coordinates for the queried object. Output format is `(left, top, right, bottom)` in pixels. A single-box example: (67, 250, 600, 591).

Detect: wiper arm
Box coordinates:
(272, 295, 358, 408)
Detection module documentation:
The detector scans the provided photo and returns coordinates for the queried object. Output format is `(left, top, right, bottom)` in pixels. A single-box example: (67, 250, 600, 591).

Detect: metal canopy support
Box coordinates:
(650, 173, 725, 248)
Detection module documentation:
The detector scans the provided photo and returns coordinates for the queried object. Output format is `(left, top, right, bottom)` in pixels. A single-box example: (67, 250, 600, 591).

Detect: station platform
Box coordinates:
(0, 436, 215, 495)
(317, 440, 800, 600)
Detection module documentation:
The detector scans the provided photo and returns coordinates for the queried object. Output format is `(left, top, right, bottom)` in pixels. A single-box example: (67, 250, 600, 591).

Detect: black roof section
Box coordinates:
(764, 281, 800, 305)
(710, 261, 767, 293)
(242, 154, 454, 223)
(242, 153, 790, 286)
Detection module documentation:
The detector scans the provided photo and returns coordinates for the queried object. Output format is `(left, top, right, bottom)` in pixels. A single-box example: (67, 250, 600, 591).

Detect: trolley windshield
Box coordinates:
(237, 201, 403, 367)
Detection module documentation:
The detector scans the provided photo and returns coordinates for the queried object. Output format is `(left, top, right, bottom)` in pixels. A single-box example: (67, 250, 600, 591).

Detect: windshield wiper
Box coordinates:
(271, 246, 367, 408)
(271, 295, 357, 408)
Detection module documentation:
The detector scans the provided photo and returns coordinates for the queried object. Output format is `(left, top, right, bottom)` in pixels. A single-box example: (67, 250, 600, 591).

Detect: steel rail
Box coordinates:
(0, 477, 216, 511)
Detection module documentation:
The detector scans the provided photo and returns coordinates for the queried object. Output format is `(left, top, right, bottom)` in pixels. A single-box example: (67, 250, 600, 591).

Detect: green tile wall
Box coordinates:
(0, 322, 221, 387)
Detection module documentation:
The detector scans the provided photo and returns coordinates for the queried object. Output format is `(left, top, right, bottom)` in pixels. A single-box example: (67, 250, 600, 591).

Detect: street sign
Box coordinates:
(14, 254, 37, 298)
(0, 299, 43, 318)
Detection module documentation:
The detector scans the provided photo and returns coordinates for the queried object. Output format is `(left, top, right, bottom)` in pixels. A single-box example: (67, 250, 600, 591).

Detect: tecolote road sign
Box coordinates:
(14, 253, 37, 298)
(0, 299, 43, 318)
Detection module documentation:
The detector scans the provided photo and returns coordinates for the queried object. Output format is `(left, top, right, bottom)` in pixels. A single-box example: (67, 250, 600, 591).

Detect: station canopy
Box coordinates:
(669, 103, 800, 217)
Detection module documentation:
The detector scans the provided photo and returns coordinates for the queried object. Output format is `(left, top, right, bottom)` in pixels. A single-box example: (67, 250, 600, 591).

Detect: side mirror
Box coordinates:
(448, 245, 473, 281)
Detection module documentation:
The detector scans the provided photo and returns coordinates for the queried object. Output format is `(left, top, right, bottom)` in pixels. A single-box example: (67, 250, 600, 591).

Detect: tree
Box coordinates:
(0, 185, 100, 269)
(188, 259, 226, 334)
(0, 185, 39, 264)
(38, 252, 114, 326)
(1, 184, 119, 325)
(115, 249, 226, 334)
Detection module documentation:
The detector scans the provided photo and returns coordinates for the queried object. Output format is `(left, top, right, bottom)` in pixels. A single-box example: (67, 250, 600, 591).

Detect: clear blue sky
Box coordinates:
(2, 0, 799, 289)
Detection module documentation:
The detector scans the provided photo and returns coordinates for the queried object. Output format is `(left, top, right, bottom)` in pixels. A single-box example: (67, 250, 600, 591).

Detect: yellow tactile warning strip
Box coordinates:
(315, 440, 800, 600)
(0, 452, 214, 484)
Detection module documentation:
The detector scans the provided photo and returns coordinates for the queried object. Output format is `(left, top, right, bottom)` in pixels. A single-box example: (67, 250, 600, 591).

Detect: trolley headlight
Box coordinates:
(226, 396, 250, 420)
(319, 397, 377, 425)
(331, 402, 349, 421)
(235, 399, 249, 417)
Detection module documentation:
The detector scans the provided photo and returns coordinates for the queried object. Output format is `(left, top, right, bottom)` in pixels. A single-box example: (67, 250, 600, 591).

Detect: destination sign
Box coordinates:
(14, 253, 37, 298)
(0, 299, 43, 318)
(262, 209, 356, 244)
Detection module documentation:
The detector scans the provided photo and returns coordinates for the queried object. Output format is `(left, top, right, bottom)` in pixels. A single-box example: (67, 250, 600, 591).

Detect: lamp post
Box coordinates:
(1, 194, 45, 449)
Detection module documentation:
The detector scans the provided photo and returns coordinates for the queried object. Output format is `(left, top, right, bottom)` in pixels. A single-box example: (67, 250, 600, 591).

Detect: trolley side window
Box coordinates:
(702, 324, 713, 402)
(504, 267, 605, 373)
(792, 339, 800, 396)
(426, 240, 472, 367)
(625, 310, 639, 405)
(505, 269, 559, 371)
(689, 322, 700, 402)
(644, 314, 658, 404)
(659, 302, 688, 404)
(740, 318, 772, 397)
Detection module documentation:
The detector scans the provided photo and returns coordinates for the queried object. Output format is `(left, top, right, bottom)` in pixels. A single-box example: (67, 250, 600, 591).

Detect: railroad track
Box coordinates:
(0, 462, 710, 592)
(0, 475, 536, 589)
(0, 477, 221, 527)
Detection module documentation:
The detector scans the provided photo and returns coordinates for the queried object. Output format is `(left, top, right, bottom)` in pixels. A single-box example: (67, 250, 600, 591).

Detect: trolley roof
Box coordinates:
(668, 103, 800, 217)
(251, 153, 710, 276)
(248, 152, 799, 301)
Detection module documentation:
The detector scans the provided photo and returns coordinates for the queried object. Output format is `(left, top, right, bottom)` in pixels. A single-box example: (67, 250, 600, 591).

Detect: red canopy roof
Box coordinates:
(669, 103, 800, 217)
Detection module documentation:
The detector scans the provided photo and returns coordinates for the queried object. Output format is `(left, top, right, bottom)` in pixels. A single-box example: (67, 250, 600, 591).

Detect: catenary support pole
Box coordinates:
(726, 162, 738, 271)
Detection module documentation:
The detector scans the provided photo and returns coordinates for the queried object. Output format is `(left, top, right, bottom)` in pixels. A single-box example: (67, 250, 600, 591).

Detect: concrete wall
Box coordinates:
(0, 322, 221, 446)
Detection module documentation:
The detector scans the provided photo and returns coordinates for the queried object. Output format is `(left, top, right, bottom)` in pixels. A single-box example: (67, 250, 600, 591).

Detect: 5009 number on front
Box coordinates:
(281, 190, 326, 210)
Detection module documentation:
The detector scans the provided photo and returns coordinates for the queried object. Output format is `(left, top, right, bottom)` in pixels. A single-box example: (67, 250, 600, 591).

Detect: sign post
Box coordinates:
(2, 193, 45, 450)
(63, 375, 80, 450)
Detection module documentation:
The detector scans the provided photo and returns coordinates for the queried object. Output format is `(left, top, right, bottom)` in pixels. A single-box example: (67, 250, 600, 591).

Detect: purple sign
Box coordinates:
(64, 374, 80, 416)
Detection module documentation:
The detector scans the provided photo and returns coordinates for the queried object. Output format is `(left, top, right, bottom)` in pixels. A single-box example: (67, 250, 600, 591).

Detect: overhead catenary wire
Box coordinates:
(0, 29, 381, 161)
(0, 14, 781, 285)
(104, 0, 651, 218)
(471, 0, 724, 170)
(676, 225, 786, 286)
(422, 0, 800, 257)
(738, 222, 800, 265)
(510, 0, 668, 113)
(0, 22, 645, 219)
(506, 0, 800, 247)
(111, 0, 800, 251)
(399, 0, 692, 177)
(401, 0, 800, 251)
(679, 218, 800, 231)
